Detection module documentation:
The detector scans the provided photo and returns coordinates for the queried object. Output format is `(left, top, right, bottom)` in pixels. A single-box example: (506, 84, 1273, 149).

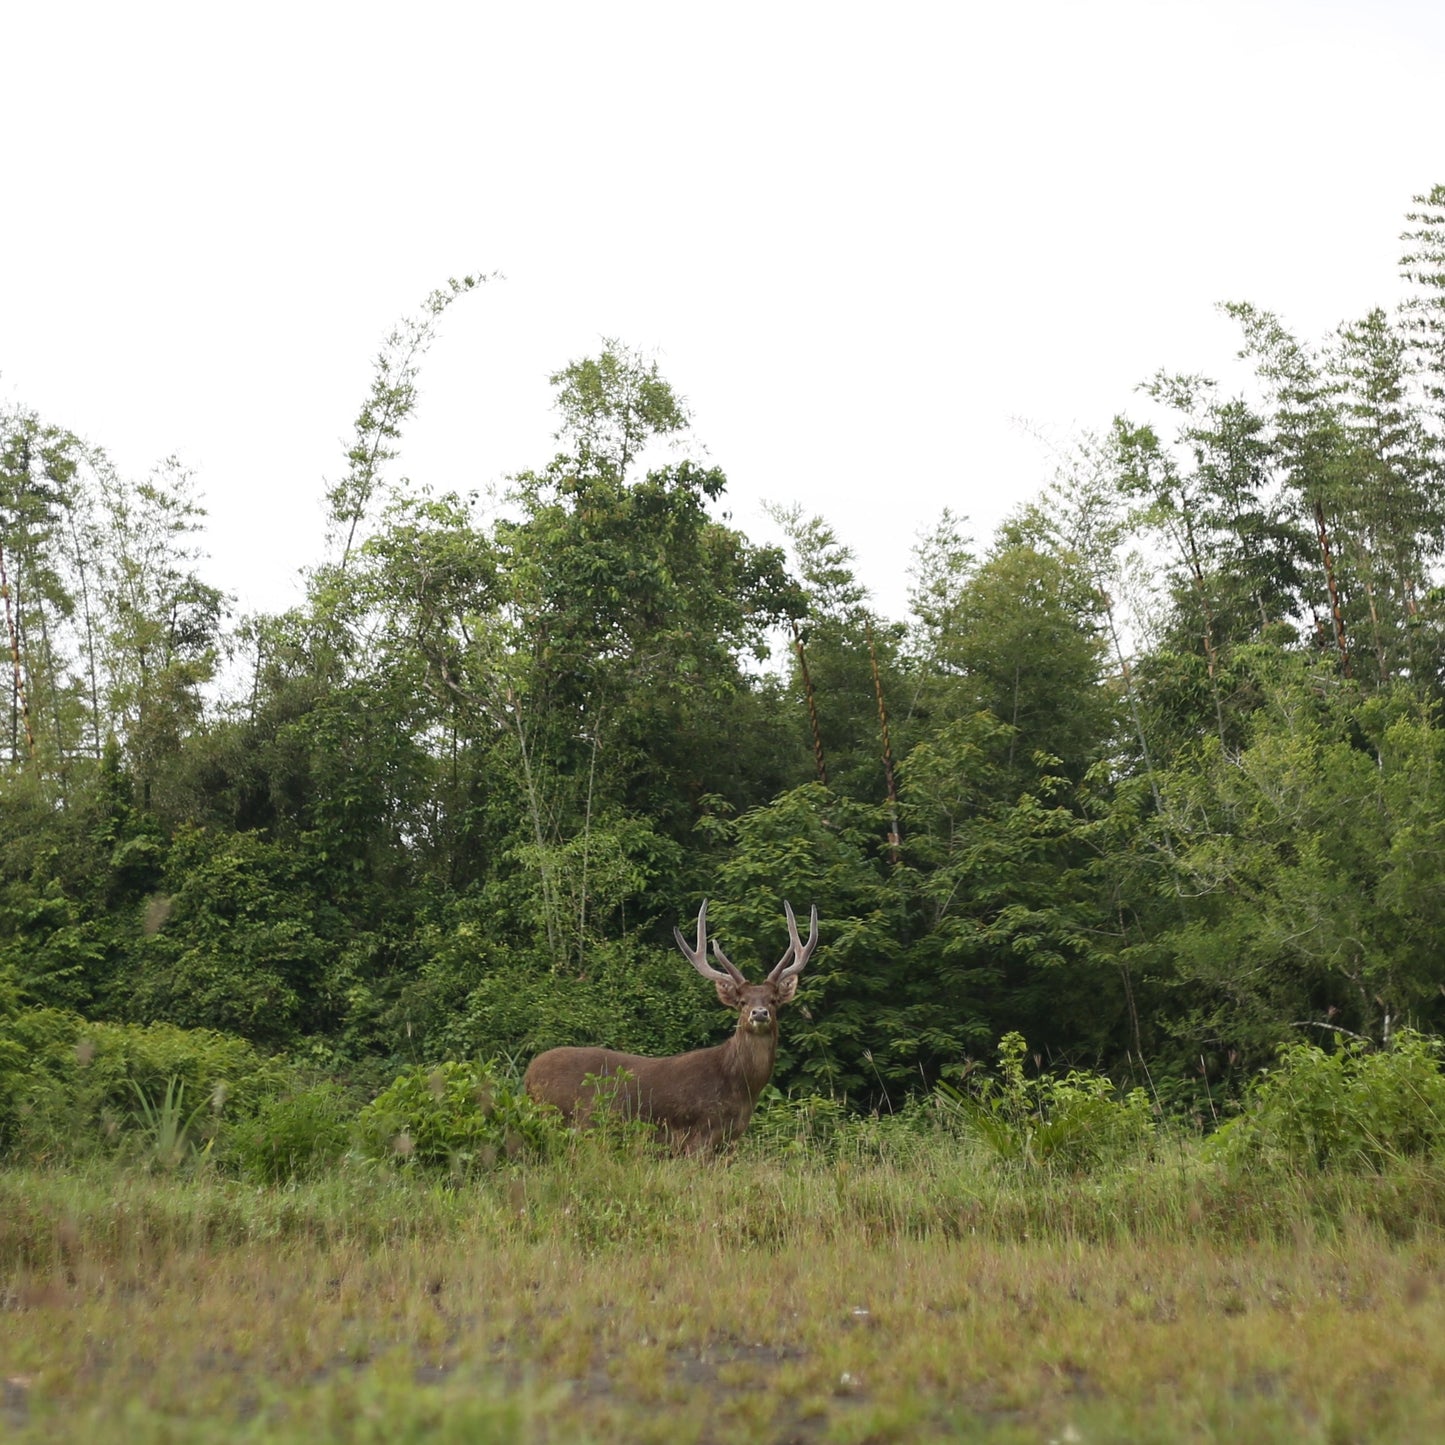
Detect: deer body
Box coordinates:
(523, 901, 818, 1155)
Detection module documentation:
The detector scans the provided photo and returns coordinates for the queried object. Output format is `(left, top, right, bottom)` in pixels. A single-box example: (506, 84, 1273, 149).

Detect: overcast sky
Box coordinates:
(3, 0, 1443, 625)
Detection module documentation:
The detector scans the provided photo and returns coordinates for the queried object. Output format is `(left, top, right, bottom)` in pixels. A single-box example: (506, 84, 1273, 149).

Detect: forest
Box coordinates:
(5, 184, 1445, 1137)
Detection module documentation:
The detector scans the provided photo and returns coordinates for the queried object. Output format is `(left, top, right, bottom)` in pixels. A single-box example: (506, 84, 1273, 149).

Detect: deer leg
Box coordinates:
(678, 1125, 719, 1157)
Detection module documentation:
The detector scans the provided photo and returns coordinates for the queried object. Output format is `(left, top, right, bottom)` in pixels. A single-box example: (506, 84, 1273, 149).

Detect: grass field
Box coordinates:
(4, 1134, 1445, 1443)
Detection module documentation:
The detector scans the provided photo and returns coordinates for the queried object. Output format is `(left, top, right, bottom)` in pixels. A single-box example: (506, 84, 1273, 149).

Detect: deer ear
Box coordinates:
(714, 977, 743, 1009)
(775, 973, 799, 1006)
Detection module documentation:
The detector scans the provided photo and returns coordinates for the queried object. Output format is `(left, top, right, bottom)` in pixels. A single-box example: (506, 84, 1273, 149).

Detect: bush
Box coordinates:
(936, 1031, 1156, 1173)
(0, 877, 115, 1012)
(4, 1012, 277, 1163)
(117, 828, 342, 1048)
(229, 1081, 354, 1183)
(1213, 1030, 1445, 1172)
(739, 1085, 940, 1166)
(1, 1003, 82, 1155)
(355, 1059, 559, 1174)
(742, 1086, 853, 1156)
(1, 977, 74, 1152)
(400, 930, 718, 1068)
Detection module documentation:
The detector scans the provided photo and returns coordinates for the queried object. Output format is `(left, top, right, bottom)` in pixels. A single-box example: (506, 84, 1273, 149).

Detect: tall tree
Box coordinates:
(324, 274, 489, 572)
(96, 456, 226, 815)
(549, 340, 691, 483)
(1399, 183, 1445, 425)
(1224, 302, 1355, 674)
(0, 407, 90, 785)
(769, 504, 907, 810)
(1325, 307, 1445, 686)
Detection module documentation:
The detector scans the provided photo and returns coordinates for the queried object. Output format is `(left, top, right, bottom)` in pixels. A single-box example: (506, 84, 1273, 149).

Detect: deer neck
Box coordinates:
(725, 1019, 779, 1101)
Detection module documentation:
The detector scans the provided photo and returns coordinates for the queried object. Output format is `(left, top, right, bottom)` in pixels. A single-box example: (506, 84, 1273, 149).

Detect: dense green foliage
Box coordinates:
(353, 1058, 556, 1172)
(5, 190, 1445, 1127)
(1213, 1029, 1445, 1172)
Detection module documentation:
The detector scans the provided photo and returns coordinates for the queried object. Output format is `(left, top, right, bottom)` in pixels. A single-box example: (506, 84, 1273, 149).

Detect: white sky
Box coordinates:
(3, 0, 1443, 626)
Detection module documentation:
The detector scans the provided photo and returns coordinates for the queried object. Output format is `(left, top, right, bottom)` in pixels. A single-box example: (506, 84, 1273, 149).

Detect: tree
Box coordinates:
(768, 504, 908, 811)
(252, 329, 804, 977)
(1220, 301, 1375, 689)
(896, 715, 1140, 1075)
(1020, 434, 1167, 809)
(325, 274, 490, 571)
(1151, 673, 1445, 1065)
(910, 522, 1111, 794)
(1399, 183, 1445, 423)
(704, 784, 901, 1100)
(96, 456, 226, 816)
(548, 340, 691, 483)
(1324, 307, 1445, 687)
(0, 407, 93, 786)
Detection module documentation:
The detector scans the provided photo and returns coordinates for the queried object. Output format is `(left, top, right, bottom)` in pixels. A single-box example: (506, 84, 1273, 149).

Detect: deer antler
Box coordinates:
(673, 899, 746, 984)
(769, 901, 818, 983)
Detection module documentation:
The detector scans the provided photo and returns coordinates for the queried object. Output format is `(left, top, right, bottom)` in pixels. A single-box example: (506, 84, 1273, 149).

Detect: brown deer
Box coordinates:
(523, 900, 819, 1155)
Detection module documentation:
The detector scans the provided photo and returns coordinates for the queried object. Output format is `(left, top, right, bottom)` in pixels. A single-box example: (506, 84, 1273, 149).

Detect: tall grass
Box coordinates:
(7, 1118, 1445, 1277)
(5, 1140, 1445, 1444)
(9, 1024, 1445, 1439)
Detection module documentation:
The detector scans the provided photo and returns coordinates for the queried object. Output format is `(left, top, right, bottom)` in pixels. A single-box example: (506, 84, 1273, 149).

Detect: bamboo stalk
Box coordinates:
(1314, 499, 1352, 677)
(0, 535, 37, 764)
(790, 619, 828, 786)
(867, 624, 900, 863)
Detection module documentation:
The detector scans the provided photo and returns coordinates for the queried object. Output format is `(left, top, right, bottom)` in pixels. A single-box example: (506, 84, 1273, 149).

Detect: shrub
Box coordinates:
(355, 1059, 559, 1174)
(936, 1031, 1156, 1173)
(1, 976, 67, 1151)
(742, 1085, 853, 1156)
(1, 1002, 82, 1155)
(403, 931, 717, 1069)
(4, 1013, 277, 1162)
(229, 1081, 354, 1183)
(740, 1086, 939, 1166)
(118, 828, 341, 1048)
(127, 1074, 220, 1173)
(1212, 1030, 1445, 1172)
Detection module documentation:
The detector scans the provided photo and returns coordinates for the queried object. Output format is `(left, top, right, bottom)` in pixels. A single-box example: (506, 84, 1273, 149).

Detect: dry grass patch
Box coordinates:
(4, 1156, 1445, 1441)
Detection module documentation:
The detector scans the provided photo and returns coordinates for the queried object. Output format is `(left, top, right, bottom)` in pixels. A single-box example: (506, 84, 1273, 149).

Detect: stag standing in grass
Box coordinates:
(523, 900, 819, 1155)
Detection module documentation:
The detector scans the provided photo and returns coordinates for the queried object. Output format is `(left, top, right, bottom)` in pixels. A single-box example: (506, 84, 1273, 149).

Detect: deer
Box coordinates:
(523, 899, 819, 1155)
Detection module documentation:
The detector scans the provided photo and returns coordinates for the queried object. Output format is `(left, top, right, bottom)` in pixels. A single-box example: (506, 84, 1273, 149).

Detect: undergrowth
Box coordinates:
(7, 1126, 1445, 1277)
(4, 1010, 1445, 1265)
(7, 1036, 1445, 1445)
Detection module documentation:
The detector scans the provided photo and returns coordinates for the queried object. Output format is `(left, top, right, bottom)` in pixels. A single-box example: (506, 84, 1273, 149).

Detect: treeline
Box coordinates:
(4, 190, 1445, 1112)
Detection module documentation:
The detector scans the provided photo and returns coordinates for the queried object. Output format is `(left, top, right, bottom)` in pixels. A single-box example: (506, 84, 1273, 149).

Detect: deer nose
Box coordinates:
(748, 1006, 772, 1025)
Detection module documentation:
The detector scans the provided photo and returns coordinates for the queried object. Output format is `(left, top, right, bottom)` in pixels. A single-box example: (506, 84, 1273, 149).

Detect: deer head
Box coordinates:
(672, 897, 817, 1034)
